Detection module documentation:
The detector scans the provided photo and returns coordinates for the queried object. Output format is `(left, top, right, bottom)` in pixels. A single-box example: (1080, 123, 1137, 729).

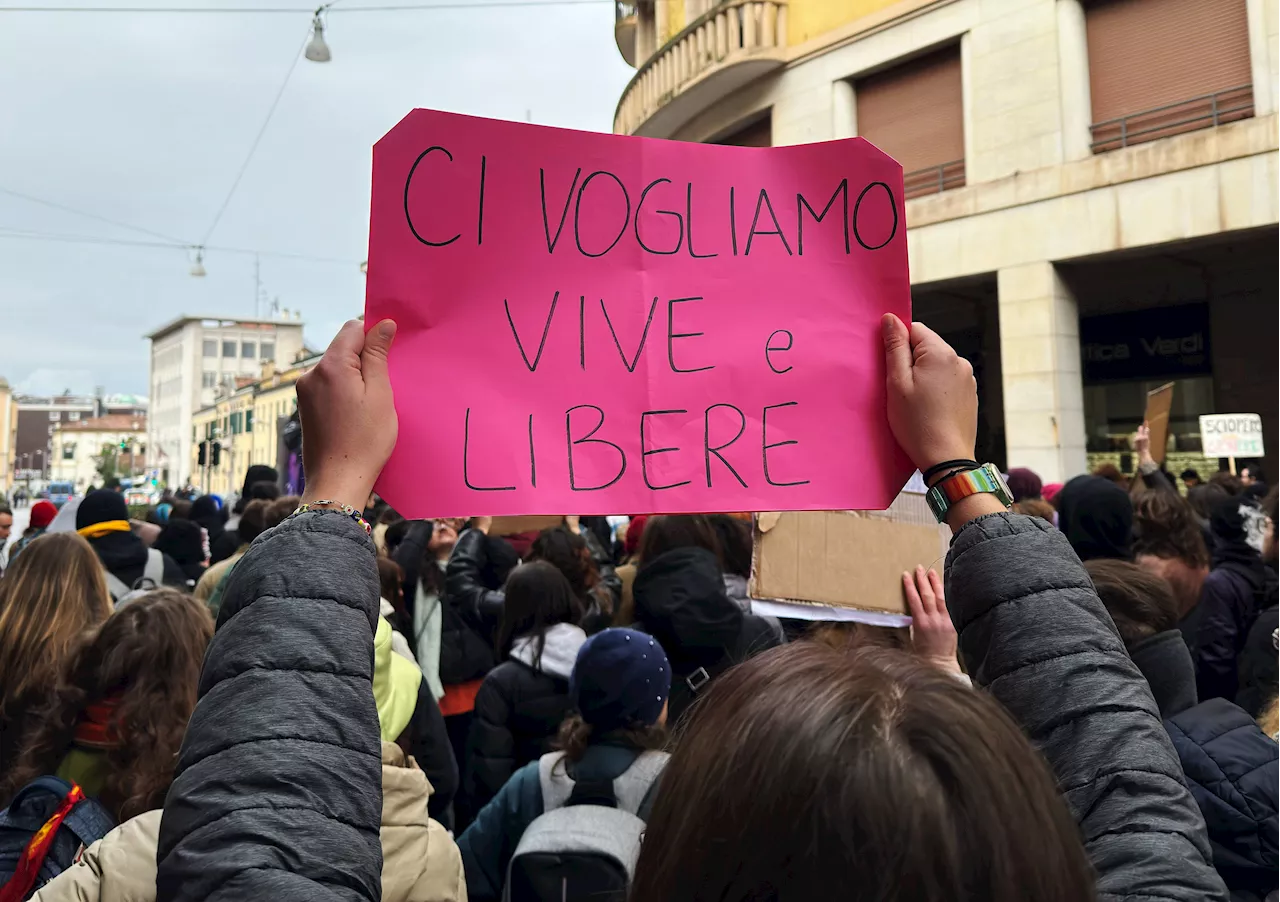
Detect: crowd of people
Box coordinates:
(0, 313, 1275, 901)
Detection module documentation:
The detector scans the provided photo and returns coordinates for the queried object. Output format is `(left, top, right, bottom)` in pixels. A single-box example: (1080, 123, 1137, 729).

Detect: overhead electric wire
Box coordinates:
(0, 227, 360, 265)
(0, 185, 189, 244)
(198, 26, 309, 247)
(0, 0, 609, 12)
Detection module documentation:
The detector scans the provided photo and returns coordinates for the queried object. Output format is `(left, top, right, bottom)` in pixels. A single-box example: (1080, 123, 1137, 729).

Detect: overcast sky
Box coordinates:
(0, 0, 633, 397)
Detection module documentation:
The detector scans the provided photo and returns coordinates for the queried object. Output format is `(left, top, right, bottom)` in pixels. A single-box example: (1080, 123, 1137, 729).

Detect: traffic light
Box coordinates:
(210, 442, 222, 467)
(197, 441, 208, 466)
(119, 440, 128, 452)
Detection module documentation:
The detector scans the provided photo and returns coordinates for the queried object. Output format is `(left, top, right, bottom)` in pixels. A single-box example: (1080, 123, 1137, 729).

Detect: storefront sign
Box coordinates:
(1080, 304, 1210, 384)
(365, 109, 914, 518)
(1199, 413, 1265, 458)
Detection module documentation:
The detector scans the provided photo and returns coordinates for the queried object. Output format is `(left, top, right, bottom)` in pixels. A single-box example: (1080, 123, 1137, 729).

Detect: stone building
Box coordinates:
(612, 0, 1279, 480)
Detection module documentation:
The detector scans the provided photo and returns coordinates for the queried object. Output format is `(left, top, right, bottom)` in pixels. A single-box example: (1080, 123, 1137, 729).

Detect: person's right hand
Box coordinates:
(1133, 422, 1154, 466)
(882, 313, 978, 476)
(297, 319, 398, 514)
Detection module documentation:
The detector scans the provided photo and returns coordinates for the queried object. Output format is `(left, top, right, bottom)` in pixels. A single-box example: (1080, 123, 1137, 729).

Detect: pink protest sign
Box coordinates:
(365, 109, 913, 518)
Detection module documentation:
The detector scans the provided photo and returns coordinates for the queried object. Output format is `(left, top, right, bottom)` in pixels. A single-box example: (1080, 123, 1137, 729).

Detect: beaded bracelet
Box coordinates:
(293, 500, 373, 535)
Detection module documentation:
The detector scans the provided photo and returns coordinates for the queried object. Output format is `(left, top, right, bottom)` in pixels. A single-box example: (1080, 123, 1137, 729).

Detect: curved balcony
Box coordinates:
(614, 0, 788, 138)
(615, 1, 638, 68)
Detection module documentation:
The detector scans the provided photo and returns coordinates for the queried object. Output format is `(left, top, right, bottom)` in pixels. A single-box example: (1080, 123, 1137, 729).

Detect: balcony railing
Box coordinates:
(903, 160, 965, 200)
(615, 0, 787, 136)
(1090, 84, 1254, 153)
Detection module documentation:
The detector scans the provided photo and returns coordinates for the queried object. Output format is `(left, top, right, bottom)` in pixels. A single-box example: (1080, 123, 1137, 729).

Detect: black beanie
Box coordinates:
(153, 519, 207, 566)
(76, 489, 129, 529)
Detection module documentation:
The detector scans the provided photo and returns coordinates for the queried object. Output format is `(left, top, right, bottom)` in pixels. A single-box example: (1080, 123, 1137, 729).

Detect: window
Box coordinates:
(242, 341, 256, 358)
(62, 442, 76, 460)
(203, 339, 217, 357)
(246, 409, 254, 432)
(48, 410, 60, 421)
(856, 46, 965, 198)
(223, 340, 237, 358)
(202, 371, 217, 389)
(711, 114, 772, 148)
(1085, 0, 1253, 152)
(68, 411, 80, 422)
(260, 342, 275, 361)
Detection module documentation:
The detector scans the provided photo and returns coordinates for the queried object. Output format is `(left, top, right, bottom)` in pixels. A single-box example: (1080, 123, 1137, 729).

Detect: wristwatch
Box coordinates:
(925, 463, 1014, 523)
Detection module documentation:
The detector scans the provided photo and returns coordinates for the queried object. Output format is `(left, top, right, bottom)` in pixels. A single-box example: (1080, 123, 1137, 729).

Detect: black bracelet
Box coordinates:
(922, 459, 978, 486)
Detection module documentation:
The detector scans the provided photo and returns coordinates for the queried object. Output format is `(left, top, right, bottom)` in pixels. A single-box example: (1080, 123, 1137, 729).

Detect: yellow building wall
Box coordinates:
(660, 0, 685, 46)
(785, 0, 902, 47)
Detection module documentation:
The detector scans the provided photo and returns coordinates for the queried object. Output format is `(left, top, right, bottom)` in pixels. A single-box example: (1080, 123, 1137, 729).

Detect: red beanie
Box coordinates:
(30, 500, 58, 530)
(624, 515, 649, 556)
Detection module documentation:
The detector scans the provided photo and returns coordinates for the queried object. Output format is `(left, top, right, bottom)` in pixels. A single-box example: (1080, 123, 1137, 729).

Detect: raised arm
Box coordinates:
(157, 319, 399, 902)
(882, 314, 1227, 902)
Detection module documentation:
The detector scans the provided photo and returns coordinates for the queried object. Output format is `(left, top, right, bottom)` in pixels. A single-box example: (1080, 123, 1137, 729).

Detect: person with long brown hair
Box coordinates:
(0, 532, 113, 783)
(1, 588, 213, 822)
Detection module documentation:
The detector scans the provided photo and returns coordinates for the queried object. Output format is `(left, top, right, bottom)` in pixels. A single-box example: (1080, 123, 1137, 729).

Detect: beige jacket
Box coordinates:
(33, 742, 466, 902)
(192, 549, 244, 605)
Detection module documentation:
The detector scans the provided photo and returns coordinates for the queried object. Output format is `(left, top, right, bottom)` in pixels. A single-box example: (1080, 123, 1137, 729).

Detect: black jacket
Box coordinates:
(464, 623, 586, 815)
(156, 512, 384, 901)
(1197, 558, 1268, 703)
(88, 531, 186, 593)
(1236, 602, 1278, 718)
(442, 528, 510, 685)
(409, 679, 459, 830)
(1167, 698, 1278, 900)
(946, 513, 1227, 901)
(631, 547, 781, 725)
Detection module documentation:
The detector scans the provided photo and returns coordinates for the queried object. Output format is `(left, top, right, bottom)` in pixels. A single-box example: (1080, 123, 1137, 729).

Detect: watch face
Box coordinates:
(983, 464, 1015, 507)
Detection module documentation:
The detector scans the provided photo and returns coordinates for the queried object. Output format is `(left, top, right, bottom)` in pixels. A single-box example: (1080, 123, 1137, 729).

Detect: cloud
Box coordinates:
(0, 0, 633, 396)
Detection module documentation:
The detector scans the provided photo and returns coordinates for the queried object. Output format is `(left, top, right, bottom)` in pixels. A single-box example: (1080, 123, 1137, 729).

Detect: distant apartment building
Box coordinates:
(10, 393, 98, 485)
(50, 413, 148, 491)
(612, 0, 1279, 480)
(146, 314, 306, 487)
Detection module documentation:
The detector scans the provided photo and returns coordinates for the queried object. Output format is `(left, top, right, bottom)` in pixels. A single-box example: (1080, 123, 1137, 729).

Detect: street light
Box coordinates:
(190, 248, 207, 277)
(305, 14, 331, 62)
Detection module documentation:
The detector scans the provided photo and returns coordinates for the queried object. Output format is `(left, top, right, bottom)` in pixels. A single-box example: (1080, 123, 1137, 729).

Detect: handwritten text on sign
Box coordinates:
(1200, 414, 1265, 458)
(365, 110, 913, 518)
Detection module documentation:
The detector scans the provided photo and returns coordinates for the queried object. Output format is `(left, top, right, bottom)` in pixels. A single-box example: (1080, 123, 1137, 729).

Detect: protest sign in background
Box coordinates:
(1200, 413, 1265, 459)
(366, 109, 913, 518)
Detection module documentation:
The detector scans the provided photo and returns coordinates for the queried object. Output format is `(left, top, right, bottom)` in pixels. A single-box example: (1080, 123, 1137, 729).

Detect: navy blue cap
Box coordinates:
(570, 628, 671, 731)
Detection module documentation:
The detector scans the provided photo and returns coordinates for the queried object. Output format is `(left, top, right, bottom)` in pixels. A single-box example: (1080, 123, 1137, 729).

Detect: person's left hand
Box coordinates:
(297, 319, 398, 513)
(904, 566, 962, 676)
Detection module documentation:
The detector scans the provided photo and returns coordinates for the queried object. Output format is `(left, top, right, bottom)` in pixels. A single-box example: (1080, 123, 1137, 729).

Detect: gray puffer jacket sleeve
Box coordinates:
(156, 512, 384, 902)
(945, 513, 1227, 902)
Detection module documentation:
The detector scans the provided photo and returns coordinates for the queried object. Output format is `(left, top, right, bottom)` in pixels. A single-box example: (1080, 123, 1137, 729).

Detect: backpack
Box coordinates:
(0, 776, 115, 901)
(504, 750, 668, 902)
(103, 549, 165, 606)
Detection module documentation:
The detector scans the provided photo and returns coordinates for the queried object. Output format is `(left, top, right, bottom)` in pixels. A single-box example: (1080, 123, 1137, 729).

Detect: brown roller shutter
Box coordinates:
(713, 114, 772, 147)
(855, 46, 965, 198)
(1086, 0, 1253, 151)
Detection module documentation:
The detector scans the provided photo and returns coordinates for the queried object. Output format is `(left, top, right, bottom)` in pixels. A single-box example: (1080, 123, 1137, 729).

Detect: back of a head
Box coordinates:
(631, 642, 1094, 902)
(529, 527, 596, 597)
(1091, 462, 1126, 485)
(499, 560, 581, 653)
(1210, 471, 1243, 495)
(706, 514, 752, 578)
(1187, 483, 1229, 521)
(637, 514, 721, 567)
(2, 588, 213, 820)
(1006, 467, 1043, 502)
(152, 519, 206, 567)
(238, 498, 271, 545)
(264, 495, 300, 530)
(1085, 559, 1179, 646)
(1132, 492, 1210, 568)
(247, 479, 281, 502)
(75, 489, 129, 530)
(0, 532, 112, 716)
(168, 499, 193, 521)
(1012, 498, 1056, 523)
(1056, 475, 1133, 562)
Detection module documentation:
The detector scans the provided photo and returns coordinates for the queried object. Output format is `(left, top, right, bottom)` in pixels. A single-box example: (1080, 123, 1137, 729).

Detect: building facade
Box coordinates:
(146, 314, 306, 488)
(49, 414, 148, 492)
(613, 0, 1279, 481)
(0, 379, 12, 496)
(190, 353, 319, 497)
(9, 394, 99, 489)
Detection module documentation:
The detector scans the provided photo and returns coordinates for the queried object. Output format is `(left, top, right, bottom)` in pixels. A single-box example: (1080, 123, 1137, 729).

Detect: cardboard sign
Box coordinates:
(488, 515, 564, 536)
(749, 491, 950, 623)
(1144, 382, 1175, 464)
(366, 109, 913, 518)
(1200, 413, 1265, 458)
